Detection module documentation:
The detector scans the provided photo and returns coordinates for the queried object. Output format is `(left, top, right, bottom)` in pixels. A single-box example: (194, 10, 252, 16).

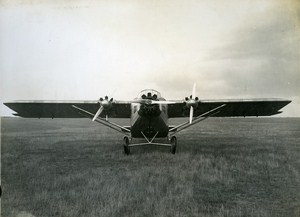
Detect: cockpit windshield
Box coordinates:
(138, 89, 161, 99)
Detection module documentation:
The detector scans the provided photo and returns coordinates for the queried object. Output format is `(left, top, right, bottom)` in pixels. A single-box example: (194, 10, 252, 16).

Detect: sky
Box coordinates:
(0, 0, 299, 116)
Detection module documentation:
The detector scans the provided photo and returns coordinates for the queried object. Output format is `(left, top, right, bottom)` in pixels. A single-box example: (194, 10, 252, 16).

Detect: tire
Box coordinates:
(123, 136, 130, 155)
(170, 136, 177, 154)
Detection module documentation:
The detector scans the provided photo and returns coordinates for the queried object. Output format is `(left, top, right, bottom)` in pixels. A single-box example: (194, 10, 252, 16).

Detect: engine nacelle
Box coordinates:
(184, 96, 199, 108)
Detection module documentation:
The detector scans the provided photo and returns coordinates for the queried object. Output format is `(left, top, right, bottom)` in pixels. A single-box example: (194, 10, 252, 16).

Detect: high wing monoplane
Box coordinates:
(4, 84, 291, 154)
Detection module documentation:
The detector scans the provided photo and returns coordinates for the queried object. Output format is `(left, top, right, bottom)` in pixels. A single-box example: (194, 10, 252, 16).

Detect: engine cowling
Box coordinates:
(98, 96, 113, 110)
(184, 95, 199, 108)
(92, 96, 113, 121)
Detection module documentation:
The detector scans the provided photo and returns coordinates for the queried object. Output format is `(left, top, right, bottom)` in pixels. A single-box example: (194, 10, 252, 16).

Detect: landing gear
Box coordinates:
(123, 136, 130, 155)
(170, 136, 177, 154)
(123, 134, 177, 154)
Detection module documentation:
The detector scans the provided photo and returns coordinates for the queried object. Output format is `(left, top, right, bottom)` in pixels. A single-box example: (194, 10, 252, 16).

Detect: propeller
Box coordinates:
(151, 100, 176, 105)
(185, 83, 199, 124)
(92, 96, 113, 121)
(189, 106, 194, 124)
(131, 99, 176, 105)
(128, 97, 176, 105)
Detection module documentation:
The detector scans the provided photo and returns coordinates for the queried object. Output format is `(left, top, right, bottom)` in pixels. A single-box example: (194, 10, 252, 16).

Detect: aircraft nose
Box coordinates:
(139, 104, 161, 117)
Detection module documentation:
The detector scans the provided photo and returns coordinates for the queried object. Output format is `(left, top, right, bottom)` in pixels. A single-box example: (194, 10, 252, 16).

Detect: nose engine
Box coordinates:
(139, 92, 161, 117)
(139, 104, 160, 117)
(141, 92, 158, 100)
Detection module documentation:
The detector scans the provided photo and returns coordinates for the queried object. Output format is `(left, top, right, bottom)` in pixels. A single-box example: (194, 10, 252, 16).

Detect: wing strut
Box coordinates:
(72, 105, 130, 136)
(169, 104, 226, 136)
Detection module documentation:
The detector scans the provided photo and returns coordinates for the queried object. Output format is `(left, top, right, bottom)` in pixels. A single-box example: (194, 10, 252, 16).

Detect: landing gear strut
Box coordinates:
(123, 134, 177, 155)
(170, 136, 177, 154)
(123, 136, 130, 155)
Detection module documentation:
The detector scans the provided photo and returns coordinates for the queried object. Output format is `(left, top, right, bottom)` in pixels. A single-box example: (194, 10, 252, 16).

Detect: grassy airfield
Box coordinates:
(1, 117, 300, 217)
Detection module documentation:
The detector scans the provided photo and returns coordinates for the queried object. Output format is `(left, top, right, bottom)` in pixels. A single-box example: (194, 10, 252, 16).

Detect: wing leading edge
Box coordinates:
(168, 99, 291, 118)
(4, 100, 131, 118)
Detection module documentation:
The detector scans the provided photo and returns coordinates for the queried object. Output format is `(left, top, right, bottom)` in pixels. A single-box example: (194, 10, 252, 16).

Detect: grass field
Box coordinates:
(1, 117, 300, 217)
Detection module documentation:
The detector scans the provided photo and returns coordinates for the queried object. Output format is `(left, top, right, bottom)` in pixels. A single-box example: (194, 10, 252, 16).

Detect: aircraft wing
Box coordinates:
(168, 99, 291, 118)
(4, 100, 131, 118)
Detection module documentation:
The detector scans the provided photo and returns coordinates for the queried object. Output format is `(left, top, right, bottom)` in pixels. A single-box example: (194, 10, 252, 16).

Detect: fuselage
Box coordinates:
(130, 89, 169, 138)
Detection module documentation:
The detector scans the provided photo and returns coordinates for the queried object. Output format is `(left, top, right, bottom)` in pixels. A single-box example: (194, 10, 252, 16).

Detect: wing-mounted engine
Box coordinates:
(183, 84, 200, 123)
(92, 96, 114, 121)
(184, 95, 199, 109)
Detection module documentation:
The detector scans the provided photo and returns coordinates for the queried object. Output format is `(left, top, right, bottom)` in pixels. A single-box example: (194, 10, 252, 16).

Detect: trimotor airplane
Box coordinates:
(4, 84, 291, 154)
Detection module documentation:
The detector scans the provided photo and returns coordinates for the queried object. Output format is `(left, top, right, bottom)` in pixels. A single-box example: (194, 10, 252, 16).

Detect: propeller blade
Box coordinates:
(126, 99, 146, 104)
(189, 106, 194, 124)
(151, 101, 176, 105)
(92, 106, 104, 121)
(124, 99, 176, 105)
(192, 83, 196, 99)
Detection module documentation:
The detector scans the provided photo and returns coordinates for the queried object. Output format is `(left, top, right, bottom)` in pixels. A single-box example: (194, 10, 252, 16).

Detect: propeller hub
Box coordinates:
(145, 99, 152, 105)
(186, 83, 198, 124)
(98, 97, 113, 109)
(101, 100, 110, 107)
(93, 96, 113, 121)
(186, 99, 197, 107)
(185, 98, 199, 108)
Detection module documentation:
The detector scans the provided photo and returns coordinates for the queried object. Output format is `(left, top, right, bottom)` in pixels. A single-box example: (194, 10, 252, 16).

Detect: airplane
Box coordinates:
(4, 84, 291, 154)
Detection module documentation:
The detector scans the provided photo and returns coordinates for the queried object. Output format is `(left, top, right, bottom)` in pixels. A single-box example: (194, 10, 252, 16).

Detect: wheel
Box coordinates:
(123, 136, 130, 155)
(170, 136, 177, 154)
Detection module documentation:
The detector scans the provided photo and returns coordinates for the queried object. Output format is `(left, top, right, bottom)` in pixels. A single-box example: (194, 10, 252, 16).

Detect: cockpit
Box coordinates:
(138, 89, 161, 100)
